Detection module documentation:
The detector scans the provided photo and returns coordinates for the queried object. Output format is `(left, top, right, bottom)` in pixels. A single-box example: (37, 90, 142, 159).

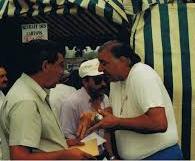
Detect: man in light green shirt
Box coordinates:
(0, 40, 92, 160)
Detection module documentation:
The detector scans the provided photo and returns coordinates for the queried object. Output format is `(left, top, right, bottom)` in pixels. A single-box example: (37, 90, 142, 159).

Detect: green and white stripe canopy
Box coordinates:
(0, 0, 131, 46)
(128, 1, 195, 159)
(0, 0, 8, 19)
(0, 0, 129, 24)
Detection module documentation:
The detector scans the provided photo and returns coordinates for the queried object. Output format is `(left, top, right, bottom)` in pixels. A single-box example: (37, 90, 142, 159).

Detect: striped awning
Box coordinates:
(131, 1, 195, 159)
(0, 0, 131, 47)
(123, 0, 195, 16)
(0, 0, 8, 19)
(0, 0, 129, 25)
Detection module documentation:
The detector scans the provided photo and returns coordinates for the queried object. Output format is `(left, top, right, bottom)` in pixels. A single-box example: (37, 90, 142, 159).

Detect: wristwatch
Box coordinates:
(109, 155, 116, 160)
(94, 113, 103, 123)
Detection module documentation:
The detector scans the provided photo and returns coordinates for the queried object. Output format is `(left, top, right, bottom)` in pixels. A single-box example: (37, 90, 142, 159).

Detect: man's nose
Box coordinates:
(4, 76, 8, 82)
(98, 64, 103, 72)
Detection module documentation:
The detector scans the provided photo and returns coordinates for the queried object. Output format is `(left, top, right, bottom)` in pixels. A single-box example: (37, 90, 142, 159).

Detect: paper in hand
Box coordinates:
(81, 132, 106, 146)
(69, 138, 99, 156)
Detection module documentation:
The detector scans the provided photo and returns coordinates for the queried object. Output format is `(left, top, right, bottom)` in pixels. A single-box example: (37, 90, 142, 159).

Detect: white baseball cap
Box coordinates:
(79, 58, 103, 78)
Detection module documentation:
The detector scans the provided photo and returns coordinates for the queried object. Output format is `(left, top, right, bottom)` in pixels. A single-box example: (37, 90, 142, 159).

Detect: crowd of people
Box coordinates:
(0, 39, 183, 160)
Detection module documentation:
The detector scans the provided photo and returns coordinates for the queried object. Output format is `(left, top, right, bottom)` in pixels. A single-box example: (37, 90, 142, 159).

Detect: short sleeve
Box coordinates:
(9, 100, 41, 148)
(132, 69, 166, 113)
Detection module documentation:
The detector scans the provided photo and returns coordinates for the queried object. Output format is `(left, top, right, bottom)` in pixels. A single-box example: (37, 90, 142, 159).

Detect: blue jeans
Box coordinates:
(143, 144, 183, 160)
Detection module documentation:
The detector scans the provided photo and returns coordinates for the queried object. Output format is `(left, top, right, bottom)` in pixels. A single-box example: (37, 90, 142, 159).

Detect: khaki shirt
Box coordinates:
(0, 73, 68, 152)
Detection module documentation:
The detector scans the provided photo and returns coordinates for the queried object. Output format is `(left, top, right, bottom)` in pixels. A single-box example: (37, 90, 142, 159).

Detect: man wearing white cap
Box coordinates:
(59, 58, 114, 159)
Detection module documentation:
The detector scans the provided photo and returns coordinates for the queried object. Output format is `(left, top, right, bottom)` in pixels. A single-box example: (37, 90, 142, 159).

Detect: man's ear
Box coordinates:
(42, 60, 49, 72)
(119, 56, 130, 65)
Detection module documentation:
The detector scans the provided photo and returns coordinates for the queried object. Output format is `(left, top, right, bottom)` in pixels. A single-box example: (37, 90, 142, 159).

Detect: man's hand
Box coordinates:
(66, 138, 84, 147)
(87, 110, 119, 134)
(76, 112, 95, 139)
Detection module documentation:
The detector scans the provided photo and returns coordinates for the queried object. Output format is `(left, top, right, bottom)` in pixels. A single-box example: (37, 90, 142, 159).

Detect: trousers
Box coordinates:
(143, 144, 183, 160)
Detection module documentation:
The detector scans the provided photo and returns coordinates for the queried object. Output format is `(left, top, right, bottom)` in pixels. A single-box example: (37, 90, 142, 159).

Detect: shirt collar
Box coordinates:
(21, 73, 48, 102)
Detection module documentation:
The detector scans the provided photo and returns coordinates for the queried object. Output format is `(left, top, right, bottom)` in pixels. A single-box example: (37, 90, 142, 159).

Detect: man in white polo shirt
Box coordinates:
(79, 40, 183, 160)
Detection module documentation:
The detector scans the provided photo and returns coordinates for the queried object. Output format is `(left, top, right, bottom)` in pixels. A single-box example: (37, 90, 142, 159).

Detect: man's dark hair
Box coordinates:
(98, 40, 141, 66)
(22, 39, 65, 75)
(0, 64, 6, 69)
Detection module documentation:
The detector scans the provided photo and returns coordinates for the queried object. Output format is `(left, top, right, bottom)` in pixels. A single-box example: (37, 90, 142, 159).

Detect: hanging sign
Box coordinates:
(22, 23, 48, 43)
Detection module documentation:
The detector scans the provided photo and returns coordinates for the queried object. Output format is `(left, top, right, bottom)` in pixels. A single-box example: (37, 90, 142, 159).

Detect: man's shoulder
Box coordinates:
(61, 89, 88, 110)
(53, 84, 76, 94)
(60, 90, 81, 107)
(6, 78, 36, 102)
(131, 63, 154, 74)
(69, 88, 86, 100)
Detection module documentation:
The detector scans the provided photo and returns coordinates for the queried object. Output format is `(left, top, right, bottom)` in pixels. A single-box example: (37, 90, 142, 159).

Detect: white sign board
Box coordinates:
(22, 23, 48, 43)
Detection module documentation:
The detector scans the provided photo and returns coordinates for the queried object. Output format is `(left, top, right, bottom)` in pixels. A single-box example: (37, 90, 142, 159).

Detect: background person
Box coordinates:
(0, 63, 8, 159)
(59, 58, 114, 159)
(0, 64, 8, 108)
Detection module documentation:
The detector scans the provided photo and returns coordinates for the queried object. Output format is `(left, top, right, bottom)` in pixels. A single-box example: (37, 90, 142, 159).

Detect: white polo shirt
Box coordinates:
(110, 63, 178, 159)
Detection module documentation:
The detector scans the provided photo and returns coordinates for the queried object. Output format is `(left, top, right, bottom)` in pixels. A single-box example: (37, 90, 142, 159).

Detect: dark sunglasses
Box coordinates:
(91, 75, 109, 85)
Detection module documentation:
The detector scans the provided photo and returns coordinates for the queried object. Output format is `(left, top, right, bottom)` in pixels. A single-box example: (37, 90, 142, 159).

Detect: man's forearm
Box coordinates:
(10, 146, 67, 160)
(116, 115, 166, 133)
(114, 108, 167, 134)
